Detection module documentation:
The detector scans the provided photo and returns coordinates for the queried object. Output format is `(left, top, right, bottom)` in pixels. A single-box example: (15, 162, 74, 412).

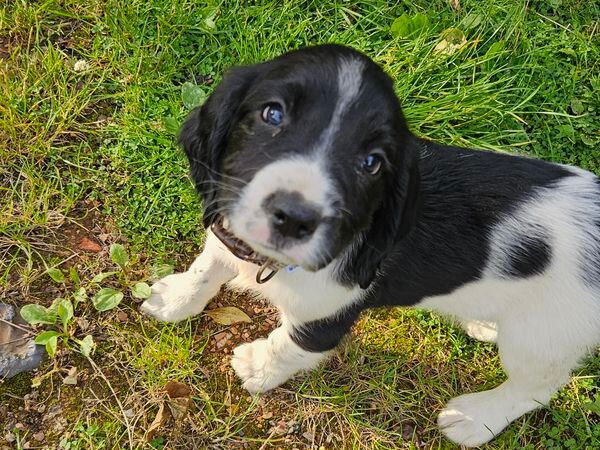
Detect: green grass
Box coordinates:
(1, 0, 599, 448)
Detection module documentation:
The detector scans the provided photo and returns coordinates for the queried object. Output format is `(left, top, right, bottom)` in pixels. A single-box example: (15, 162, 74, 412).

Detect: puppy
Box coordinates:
(141, 44, 600, 446)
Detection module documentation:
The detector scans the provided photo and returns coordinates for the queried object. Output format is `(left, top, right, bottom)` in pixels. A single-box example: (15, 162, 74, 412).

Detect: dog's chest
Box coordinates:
(223, 254, 363, 325)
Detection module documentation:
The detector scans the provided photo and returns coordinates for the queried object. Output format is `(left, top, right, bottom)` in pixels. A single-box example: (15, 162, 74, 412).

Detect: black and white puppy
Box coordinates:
(141, 45, 600, 446)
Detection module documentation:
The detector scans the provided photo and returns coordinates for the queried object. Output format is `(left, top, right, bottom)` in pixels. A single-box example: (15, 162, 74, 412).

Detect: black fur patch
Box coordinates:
(290, 302, 365, 352)
(502, 232, 552, 278)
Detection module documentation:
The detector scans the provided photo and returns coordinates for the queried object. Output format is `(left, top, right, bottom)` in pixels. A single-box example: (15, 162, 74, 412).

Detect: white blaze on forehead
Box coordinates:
(315, 57, 365, 154)
(239, 157, 332, 210)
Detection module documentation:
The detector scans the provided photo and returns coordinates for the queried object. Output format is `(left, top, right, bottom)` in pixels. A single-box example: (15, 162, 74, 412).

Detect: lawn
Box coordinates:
(1, 0, 599, 448)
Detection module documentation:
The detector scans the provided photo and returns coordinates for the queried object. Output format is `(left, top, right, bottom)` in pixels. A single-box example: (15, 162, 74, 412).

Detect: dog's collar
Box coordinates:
(210, 215, 285, 284)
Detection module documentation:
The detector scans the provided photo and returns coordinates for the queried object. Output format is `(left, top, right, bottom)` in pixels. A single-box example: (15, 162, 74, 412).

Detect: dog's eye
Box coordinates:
(261, 103, 284, 126)
(362, 153, 383, 175)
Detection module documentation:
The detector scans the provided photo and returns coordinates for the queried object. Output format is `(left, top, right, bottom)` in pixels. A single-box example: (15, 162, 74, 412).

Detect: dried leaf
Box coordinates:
(449, 0, 460, 11)
(433, 28, 467, 55)
(164, 381, 192, 399)
(146, 402, 170, 442)
(63, 367, 78, 385)
(146, 381, 192, 441)
(164, 381, 192, 421)
(204, 306, 252, 325)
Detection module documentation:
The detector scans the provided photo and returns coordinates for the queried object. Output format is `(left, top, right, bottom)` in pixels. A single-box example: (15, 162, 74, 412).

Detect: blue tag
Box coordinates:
(285, 265, 300, 273)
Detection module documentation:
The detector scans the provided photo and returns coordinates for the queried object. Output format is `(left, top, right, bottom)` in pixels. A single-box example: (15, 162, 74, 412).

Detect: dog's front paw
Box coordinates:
(231, 340, 289, 394)
(140, 273, 206, 322)
(438, 391, 506, 447)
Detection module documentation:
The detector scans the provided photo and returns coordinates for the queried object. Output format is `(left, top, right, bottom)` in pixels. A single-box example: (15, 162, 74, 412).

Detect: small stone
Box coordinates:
(302, 431, 315, 441)
(37, 404, 46, 413)
(116, 311, 128, 322)
(33, 431, 44, 441)
(22, 441, 31, 449)
(78, 237, 101, 252)
(14, 423, 25, 430)
(123, 408, 135, 418)
(214, 332, 232, 349)
(4, 433, 15, 443)
(272, 420, 287, 435)
(262, 411, 273, 419)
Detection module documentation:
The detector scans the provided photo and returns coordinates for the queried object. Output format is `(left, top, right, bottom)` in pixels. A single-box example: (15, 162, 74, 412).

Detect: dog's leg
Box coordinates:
(461, 319, 498, 343)
(231, 299, 361, 394)
(438, 319, 582, 447)
(140, 233, 236, 322)
(230, 318, 330, 394)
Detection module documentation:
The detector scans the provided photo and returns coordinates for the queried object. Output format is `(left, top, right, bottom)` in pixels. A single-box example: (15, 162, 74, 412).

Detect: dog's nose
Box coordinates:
(263, 191, 321, 240)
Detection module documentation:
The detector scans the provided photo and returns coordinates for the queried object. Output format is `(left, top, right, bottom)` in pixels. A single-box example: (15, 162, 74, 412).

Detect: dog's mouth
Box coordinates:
(211, 215, 288, 283)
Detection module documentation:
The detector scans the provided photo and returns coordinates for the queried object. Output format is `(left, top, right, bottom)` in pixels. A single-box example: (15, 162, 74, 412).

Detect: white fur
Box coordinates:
(314, 57, 364, 155)
(421, 171, 600, 446)
(140, 234, 236, 322)
(229, 156, 335, 269)
(461, 319, 498, 343)
(231, 321, 327, 393)
(141, 159, 599, 447)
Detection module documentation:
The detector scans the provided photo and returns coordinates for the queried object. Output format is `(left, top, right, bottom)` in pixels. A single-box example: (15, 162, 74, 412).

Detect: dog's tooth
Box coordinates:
(223, 217, 230, 229)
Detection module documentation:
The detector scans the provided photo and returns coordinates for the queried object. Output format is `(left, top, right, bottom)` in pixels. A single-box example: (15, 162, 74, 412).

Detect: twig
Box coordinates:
(0, 334, 33, 346)
(0, 317, 31, 334)
(257, 429, 278, 450)
(86, 356, 135, 449)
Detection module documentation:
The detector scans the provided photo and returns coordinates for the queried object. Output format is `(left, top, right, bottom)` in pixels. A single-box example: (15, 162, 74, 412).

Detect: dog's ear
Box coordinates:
(179, 65, 259, 228)
(349, 138, 422, 289)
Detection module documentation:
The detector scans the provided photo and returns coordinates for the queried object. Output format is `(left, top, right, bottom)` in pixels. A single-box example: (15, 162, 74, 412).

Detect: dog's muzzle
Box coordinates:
(211, 215, 285, 283)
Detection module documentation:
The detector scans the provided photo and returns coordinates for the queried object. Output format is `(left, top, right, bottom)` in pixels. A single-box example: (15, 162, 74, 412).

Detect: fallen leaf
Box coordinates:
(449, 0, 460, 11)
(164, 381, 192, 422)
(164, 381, 191, 399)
(63, 367, 78, 385)
(433, 28, 467, 55)
(302, 431, 315, 441)
(79, 237, 101, 253)
(146, 402, 170, 442)
(204, 306, 252, 325)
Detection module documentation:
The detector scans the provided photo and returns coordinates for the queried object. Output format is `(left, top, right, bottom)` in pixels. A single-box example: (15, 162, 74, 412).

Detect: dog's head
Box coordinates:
(180, 45, 419, 286)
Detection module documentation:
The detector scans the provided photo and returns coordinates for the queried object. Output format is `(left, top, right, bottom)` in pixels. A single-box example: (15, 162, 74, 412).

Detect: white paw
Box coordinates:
(438, 391, 508, 447)
(463, 320, 498, 343)
(140, 273, 207, 322)
(231, 340, 289, 394)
